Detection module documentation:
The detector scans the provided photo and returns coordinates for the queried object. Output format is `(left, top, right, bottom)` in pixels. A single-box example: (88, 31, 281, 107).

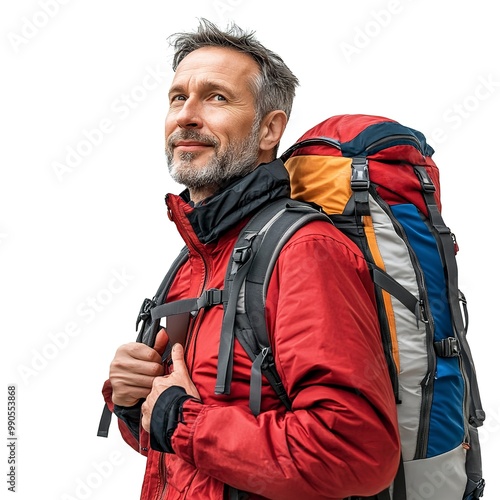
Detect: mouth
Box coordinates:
(173, 141, 213, 153)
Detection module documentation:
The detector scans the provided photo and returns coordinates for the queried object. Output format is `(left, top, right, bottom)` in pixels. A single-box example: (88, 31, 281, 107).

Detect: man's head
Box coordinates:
(164, 19, 299, 202)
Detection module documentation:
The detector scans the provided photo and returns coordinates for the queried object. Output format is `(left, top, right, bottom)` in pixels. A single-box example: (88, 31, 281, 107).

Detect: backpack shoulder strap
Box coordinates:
(215, 197, 332, 415)
(97, 245, 190, 438)
(136, 245, 190, 348)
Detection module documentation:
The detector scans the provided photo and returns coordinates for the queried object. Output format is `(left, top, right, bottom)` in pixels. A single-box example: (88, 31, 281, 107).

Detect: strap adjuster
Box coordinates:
(233, 244, 252, 264)
(434, 337, 460, 357)
(136, 297, 154, 330)
(351, 157, 370, 191)
(196, 288, 224, 310)
(414, 166, 436, 193)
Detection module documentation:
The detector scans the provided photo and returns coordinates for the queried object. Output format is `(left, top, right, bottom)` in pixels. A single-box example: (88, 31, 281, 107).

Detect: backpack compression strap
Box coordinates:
(413, 166, 485, 427)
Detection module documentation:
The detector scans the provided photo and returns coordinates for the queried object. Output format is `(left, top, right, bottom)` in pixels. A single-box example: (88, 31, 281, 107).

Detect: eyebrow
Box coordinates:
(168, 79, 237, 100)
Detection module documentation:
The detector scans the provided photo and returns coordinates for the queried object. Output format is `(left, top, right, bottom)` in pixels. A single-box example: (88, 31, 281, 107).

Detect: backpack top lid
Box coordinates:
(282, 114, 442, 216)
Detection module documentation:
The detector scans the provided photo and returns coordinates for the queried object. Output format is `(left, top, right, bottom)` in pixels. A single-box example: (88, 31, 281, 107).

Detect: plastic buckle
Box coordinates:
(233, 244, 252, 264)
(414, 166, 436, 193)
(197, 288, 223, 310)
(473, 478, 485, 498)
(351, 157, 369, 191)
(434, 337, 460, 357)
(136, 297, 154, 330)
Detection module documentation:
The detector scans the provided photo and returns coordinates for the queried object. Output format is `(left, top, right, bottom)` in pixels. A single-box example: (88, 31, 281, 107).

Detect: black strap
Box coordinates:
(369, 265, 420, 322)
(392, 455, 407, 500)
(414, 166, 485, 426)
(351, 157, 370, 215)
(136, 246, 190, 347)
(97, 404, 113, 438)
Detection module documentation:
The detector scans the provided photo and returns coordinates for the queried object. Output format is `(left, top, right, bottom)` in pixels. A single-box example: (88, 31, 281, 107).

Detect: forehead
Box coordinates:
(171, 46, 260, 89)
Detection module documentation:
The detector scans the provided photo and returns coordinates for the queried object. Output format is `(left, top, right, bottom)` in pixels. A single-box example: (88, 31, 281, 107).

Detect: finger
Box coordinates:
(170, 343, 187, 374)
(111, 355, 164, 378)
(141, 401, 151, 433)
(153, 328, 169, 355)
(120, 342, 162, 364)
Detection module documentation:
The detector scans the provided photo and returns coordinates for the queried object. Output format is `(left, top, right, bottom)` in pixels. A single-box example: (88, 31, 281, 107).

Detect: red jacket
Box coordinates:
(103, 160, 400, 499)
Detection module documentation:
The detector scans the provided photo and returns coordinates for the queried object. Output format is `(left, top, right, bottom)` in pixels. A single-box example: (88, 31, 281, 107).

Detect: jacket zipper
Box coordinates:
(156, 202, 211, 500)
(373, 191, 436, 459)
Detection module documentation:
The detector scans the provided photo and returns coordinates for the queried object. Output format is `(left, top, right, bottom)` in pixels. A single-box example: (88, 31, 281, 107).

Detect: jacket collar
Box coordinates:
(166, 159, 291, 244)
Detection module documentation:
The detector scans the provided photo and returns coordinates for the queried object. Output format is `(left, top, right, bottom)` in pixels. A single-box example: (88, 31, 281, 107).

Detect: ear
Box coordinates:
(258, 110, 288, 153)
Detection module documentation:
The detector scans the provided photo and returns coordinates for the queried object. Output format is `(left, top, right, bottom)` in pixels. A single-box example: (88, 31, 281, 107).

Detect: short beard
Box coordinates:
(165, 120, 261, 196)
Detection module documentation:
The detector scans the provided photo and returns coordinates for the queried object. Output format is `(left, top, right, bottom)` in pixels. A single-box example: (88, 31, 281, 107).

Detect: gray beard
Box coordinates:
(165, 123, 261, 192)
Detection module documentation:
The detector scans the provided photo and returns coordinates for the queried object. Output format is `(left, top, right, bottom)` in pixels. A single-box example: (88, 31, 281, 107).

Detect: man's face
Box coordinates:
(165, 46, 263, 197)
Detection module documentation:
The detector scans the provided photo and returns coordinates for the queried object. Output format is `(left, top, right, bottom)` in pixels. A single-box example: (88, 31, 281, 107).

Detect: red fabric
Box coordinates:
(288, 114, 442, 215)
(105, 193, 400, 499)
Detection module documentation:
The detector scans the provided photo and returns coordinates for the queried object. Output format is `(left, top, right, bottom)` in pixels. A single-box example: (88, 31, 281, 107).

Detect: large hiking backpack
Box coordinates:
(276, 114, 485, 499)
(98, 114, 485, 500)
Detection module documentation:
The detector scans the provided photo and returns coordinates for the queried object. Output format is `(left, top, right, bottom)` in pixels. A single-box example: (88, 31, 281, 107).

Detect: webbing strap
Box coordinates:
(351, 157, 370, 215)
(392, 455, 407, 500)
(369, 265, 420, 322)
(150, 297, 199, 320)
(249, 350, 266, 415)
(97, 404, 112, 438)
(414, 166, 485, 426)
(215, 253, 255, 394)
(150, 289, 228, 321)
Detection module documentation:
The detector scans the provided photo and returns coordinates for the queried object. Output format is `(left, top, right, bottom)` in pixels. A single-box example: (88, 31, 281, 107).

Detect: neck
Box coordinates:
(189, 184, 219, 204)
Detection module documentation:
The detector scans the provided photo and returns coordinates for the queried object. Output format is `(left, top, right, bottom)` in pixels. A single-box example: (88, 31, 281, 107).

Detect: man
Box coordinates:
(103, 19, 400, 499)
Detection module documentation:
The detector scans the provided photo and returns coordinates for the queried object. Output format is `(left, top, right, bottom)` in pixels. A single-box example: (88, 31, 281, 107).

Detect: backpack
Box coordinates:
(98, 114, 485, 500)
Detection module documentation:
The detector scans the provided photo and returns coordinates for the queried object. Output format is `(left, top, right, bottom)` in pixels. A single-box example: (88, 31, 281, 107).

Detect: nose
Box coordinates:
(175, 97, 202, 129)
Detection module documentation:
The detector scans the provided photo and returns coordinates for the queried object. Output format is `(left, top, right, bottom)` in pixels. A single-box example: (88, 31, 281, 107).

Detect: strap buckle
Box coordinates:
(136, 297, 154, 331)
(351, 157, 370, 191)
(233, 244, 252, 264)
(414, 166, 436, 193)
(196, 288, 224, 310)
(434, 337, 460, 357)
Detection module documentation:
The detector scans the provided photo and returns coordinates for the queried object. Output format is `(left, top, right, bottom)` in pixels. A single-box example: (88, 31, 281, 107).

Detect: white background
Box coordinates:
(1, 0, 499, 498)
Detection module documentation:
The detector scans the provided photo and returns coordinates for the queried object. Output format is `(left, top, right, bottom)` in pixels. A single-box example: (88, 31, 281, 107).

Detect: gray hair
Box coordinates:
(168, 18, 299, 123)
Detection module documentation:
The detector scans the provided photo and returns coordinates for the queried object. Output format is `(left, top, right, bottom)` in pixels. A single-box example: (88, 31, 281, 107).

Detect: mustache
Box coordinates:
(167, 130, 219, 150)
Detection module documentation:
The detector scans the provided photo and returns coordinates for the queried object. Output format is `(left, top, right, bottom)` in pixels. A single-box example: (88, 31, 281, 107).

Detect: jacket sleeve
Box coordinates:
(170, 223, 401, 499)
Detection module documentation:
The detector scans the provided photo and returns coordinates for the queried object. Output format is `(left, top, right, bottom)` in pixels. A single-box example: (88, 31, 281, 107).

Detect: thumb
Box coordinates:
(153, 328, 169, 355)
(170, 343, 187, 373)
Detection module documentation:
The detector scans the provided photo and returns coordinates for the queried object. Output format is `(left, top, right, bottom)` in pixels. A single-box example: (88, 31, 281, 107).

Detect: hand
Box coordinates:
(141, 343, 200, 433)
(109, 329, 169, 407)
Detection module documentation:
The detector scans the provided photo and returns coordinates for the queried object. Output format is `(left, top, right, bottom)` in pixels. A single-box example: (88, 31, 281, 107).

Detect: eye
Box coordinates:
(170, 94, 186, 104)
(213, 94, 227, 102)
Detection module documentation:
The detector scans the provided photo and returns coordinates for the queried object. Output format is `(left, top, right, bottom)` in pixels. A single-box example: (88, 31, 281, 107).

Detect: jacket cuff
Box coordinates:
(149, 386, 195, 453)
(113, 400, 143, 442)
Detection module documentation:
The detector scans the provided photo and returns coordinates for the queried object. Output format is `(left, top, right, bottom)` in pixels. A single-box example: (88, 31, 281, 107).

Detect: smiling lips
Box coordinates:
(174, 141, 213, 153)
